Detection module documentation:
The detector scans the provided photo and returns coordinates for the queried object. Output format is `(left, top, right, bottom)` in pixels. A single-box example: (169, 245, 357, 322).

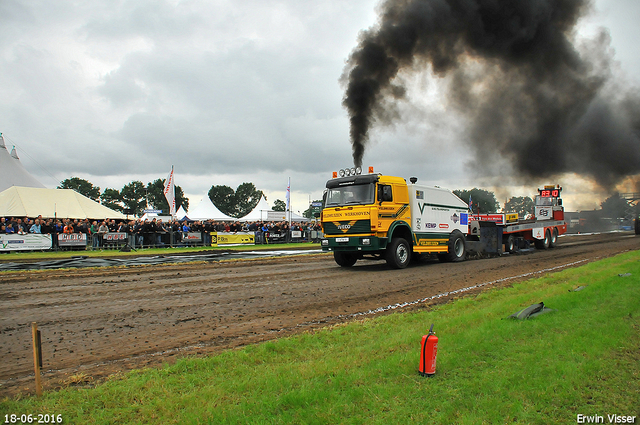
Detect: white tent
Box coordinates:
(287, 211, 307, 222)
(0, 186, 126, 220)
(176, 205, 188, 221)
(238, 195, 272, 221)
(139, 213, 173, 222)
(0, 134, 45, 192)
(186, 196, 236, 221)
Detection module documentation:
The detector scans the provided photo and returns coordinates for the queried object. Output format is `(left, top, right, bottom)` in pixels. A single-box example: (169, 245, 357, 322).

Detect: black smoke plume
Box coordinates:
(342, 0, 640, 189)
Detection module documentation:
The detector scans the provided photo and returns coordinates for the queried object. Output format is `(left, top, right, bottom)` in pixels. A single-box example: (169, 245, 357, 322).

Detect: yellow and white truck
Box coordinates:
(320, 167, 567, 268)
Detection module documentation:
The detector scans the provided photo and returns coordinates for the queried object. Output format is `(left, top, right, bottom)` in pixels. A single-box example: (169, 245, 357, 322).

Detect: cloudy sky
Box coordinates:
(1, 0, 638, 213)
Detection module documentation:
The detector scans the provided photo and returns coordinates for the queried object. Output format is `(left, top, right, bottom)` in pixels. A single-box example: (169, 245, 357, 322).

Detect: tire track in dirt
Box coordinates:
(0, 233, 637, 396)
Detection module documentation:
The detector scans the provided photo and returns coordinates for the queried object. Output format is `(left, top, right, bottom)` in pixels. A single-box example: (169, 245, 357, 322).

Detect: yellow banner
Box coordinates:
(506, 213, 519, 223)
(213, 232, 255, 245)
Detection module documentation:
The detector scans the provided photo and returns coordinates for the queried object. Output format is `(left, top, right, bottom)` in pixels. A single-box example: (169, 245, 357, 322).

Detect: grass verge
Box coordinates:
(1, 251, 639, 424)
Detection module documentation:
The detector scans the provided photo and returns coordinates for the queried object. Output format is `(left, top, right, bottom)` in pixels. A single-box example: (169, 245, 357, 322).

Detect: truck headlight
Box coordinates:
(321, 239, 329, 246)
(362, 238, 371, 245)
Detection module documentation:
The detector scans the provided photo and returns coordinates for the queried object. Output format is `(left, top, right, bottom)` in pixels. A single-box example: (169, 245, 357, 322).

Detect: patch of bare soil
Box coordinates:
(1, 232, 637, 397)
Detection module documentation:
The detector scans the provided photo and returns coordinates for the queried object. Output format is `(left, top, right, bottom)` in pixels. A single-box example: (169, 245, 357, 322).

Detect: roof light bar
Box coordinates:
(333, 166, 367, 178)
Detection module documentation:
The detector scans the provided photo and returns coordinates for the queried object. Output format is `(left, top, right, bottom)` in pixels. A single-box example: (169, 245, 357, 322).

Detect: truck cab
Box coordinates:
(321, 168, 468, 268)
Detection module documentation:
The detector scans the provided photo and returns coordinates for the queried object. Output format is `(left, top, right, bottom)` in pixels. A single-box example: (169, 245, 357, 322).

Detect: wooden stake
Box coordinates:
(31, 322, 42, 397)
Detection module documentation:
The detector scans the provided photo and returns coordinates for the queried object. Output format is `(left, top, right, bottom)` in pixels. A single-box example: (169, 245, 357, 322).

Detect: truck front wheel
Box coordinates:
(385, 237, 411, 269)
(334, 251, 357, 267)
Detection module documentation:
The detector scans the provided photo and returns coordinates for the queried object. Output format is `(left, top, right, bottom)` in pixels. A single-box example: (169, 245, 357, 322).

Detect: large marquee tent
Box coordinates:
(238, 195, 272, 221)
(0, 134, 45, 192)
(237, 196, 307, 222)
(0, 186, 126, 220)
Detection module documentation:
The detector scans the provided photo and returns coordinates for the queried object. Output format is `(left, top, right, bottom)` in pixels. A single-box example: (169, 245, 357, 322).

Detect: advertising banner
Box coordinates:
(266, 233, 285, 242)
(469, 214, 506, 225)
(310, 230, 323, 239)
(103, 232, 127, 241)
(535, 206, 552, 220)
(58, 233, 87, 247)
(216, 232, 255, 245)
(266, 211, 288, 221)
(1, 234, 52, 251)
(291, 230, 302, 238)
(182, 232, 202, 243)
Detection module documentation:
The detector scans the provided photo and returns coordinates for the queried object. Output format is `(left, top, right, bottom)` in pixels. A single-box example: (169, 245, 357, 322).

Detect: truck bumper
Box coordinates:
(321, 235, 386, 252)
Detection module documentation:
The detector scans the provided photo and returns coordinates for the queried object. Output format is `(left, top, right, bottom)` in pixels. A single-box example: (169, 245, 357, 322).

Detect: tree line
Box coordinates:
(58, 177, 190, 217)
(57, 177, 632, 220)
(59, 178, 264, 218)
(454, 188, 632, 219)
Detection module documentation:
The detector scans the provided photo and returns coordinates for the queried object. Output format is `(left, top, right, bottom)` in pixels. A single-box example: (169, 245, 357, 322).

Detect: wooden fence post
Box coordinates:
(31, 322, 43, 396)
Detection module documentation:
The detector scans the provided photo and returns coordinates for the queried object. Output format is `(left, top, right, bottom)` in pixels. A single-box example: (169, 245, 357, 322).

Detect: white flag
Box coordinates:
(163, 166, 176, 216)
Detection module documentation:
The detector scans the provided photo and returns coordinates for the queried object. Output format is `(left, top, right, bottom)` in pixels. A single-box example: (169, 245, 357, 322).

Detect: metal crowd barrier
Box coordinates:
(1, 230, 325, 252)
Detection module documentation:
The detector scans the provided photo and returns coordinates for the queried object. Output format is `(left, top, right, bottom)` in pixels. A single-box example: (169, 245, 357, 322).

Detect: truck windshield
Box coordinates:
(535, 196, 556, 206)
(325, 183, 375, 207)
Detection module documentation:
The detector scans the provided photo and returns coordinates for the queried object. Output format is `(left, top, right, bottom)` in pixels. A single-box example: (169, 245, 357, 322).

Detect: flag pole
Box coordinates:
(286, 177, 291, 226)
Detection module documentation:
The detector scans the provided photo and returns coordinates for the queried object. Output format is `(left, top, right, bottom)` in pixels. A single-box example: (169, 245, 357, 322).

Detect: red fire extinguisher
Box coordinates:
(419, 323, 438, 377)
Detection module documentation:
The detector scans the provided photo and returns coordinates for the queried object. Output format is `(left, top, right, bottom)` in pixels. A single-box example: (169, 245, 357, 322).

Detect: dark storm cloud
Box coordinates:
(343, 0, 640, 189)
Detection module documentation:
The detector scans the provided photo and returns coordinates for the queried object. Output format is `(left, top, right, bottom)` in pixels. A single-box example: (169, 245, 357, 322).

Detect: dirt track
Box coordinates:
(1, 232, 638, 396)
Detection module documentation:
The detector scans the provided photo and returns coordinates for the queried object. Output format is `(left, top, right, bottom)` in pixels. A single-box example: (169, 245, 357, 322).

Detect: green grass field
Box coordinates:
(1, 251, 639, 424)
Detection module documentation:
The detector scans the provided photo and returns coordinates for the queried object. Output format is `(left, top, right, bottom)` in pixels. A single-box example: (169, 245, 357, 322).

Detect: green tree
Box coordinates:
(146, 178, 189, 214)
(272, 199, 286, 212)
(58, 177, 100, 201)
(234, 183, 263, 218)
(504, 196, 534, 217)
(453, 188, 499, 214)
(208, 185, 236, 217)
(121, 181, 147, 216)
(600, 193, 629, 219)
(208, 183, 263, 218)
(100, 188, 123, 212)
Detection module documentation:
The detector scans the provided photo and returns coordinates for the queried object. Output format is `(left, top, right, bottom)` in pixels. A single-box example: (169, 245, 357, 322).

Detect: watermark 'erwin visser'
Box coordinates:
(577, 414, 637, 423)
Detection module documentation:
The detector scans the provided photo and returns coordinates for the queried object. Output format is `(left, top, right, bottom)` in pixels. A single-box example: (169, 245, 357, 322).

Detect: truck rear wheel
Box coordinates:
(385, 237, 411, 269)
(439, 230, 466, 262)
(535, 229, 551, 250)
(334, 251, 357, 267)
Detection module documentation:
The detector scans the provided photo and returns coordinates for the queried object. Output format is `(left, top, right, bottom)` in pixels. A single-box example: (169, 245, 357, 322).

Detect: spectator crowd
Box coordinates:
(0, 215, 323, 250)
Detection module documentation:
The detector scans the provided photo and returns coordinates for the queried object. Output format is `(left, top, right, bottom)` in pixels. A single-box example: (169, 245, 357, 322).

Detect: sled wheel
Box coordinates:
(535, 229, 551, 250)
(549, 228, 558, 248)
(505, 234, 516, 253)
